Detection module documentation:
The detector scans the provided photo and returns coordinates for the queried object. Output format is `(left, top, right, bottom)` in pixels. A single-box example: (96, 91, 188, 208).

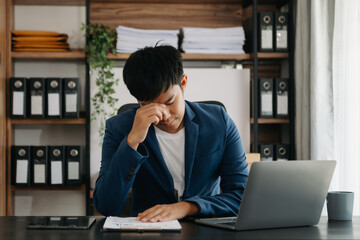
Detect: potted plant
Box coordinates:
(82, 23, 119, 142)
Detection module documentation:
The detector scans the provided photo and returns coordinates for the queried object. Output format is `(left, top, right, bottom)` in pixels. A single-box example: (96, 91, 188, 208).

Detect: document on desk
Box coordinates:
(103, 217, 182, 232)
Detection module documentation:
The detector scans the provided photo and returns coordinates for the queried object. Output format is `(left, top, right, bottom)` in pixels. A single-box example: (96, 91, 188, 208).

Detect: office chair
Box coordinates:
(117, 100, 226, 114)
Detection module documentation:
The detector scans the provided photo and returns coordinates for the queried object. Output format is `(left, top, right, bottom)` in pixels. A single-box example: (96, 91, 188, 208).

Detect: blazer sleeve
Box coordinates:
(93, 118, 149, 216)
(184, 108, 249, 217)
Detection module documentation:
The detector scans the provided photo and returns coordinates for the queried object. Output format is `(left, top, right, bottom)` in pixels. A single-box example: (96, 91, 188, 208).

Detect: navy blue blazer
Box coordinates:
(94, 101, 249, 217)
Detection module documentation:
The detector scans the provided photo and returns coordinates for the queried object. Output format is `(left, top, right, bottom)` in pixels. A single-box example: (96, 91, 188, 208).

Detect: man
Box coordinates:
(94, 45, 249, 222)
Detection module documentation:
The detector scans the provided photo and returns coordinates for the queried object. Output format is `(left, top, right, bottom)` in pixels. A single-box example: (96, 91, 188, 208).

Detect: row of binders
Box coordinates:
(244, 12, 289, 52)
(12, 145, 82, 187)
(10, 77, 80, 118)
(260, 144, 289, 161)
(259, 78, 288, 118)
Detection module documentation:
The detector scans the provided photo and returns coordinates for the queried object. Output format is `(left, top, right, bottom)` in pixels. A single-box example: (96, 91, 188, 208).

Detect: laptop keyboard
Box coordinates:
(220, 221, 237, 227)
(200, 217, 237, 225)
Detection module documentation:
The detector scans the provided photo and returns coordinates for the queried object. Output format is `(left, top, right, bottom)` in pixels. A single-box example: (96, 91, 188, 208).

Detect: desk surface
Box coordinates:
(0, 216, 359, 240)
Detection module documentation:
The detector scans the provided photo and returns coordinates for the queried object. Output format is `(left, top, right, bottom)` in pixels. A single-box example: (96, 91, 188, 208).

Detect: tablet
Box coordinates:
(27, 216, 96, 230)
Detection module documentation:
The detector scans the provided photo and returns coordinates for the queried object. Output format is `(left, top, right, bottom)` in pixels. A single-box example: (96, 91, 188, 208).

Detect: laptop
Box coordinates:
(195, 160, 336, 231)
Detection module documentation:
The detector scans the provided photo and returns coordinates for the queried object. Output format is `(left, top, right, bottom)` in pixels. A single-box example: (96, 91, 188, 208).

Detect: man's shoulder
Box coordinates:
(186, 100, 225, 118)
(186, 101, 228, 129)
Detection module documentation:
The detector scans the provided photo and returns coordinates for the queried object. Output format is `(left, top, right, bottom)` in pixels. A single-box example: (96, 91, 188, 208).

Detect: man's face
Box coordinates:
(139, 75, 187, 134)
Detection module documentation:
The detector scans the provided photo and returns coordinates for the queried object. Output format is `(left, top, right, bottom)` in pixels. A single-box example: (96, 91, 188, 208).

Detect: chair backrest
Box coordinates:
(117, 100, 226, 115)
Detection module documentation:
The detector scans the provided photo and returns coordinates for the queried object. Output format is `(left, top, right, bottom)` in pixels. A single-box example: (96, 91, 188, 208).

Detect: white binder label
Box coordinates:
(12, 92, 24, 115)
(65, 93, 77, 113)
(276, 30, 288, 48)
(261, 157, 273, 162)
(277, 94, 288, 115)
(48, 93, 60, 116)
(51, 161, 63, 184)
(68, 162, 79, 180)
(261, 92, 273, 115)
(34, 164, 46, 183)
(31, 95, 43, 115)
(16, 160, 28, 184)
(261, 29, 273, 49)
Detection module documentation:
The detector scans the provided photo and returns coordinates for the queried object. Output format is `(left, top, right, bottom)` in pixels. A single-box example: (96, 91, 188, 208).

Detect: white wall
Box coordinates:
(13, 5, 86, 216)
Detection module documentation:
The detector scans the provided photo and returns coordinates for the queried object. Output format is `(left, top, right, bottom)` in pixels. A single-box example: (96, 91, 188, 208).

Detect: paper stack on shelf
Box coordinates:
(12, 30, 70, 52)
(180, 26, 246, 54)
(116, 26, 179, 53)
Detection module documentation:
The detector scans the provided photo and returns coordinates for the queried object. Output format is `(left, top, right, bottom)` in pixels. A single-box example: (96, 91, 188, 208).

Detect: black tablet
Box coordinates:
(27, 217, 96, 230)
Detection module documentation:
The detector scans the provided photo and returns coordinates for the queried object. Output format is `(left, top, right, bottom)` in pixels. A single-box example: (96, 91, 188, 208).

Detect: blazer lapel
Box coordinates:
(144, 126, 174, 192)
(183, 102, 199, 199)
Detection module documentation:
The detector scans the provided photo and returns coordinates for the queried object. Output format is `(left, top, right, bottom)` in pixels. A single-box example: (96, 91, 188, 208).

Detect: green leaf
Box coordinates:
(82, 22, 119, 145)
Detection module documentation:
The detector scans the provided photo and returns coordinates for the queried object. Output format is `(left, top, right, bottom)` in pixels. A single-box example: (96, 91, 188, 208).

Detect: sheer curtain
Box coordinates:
(332, 0, 360, 215)
(295, 0, 360, 215)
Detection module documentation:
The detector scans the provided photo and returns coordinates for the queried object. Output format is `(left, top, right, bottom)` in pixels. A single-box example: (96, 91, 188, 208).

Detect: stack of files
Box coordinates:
(180, 26, 245, 54)
(12, 30, 70, 52)
(116, 26, 178, 53)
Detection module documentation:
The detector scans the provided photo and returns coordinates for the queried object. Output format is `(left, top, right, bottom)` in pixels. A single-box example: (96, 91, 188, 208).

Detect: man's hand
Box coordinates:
(127, 103, 170, 150)
(136, 202, 200, 222)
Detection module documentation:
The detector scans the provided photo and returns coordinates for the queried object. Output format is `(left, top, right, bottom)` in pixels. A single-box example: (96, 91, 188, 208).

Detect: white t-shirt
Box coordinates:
(154, 126, 185, 201)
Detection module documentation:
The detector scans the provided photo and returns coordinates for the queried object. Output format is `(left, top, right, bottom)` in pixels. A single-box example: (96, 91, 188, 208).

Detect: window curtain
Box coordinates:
(295, 0, 360, 215)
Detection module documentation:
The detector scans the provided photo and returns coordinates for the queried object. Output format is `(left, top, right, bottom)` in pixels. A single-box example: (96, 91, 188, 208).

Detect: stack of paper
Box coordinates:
(12, 30, 70, 52)
(116, 26, 179, 53)
(103, 217, 182, 232)
(180, 26, 246, 54)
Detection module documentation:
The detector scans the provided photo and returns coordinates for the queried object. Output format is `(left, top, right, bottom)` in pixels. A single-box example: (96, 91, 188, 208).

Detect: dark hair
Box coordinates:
(123, 45, 184, 101)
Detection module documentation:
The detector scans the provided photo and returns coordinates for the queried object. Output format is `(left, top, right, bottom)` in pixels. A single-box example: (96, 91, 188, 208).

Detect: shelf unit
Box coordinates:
(1, 0, 7, 216)
(0, 0, 295, 216)
(3, 0, 90, 216)
(249, 0, 294, 155)
(87, 0, 295, 215)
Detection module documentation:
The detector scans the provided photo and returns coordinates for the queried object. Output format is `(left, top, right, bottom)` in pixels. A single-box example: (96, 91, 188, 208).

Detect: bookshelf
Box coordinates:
(0, 0, 7, 216)
(0, 0, 295, 216)
(87, 0, 295, 215)
(2, 0, 89, 216)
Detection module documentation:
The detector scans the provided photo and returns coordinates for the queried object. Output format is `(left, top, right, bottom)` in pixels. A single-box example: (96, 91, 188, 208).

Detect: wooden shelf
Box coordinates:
(182, 53, 251, 60)
(256, 52, 289, 59)
(11, 49, 85, 60)
(108, 52, 288, 61)
(108, 53, 252, 61)
(11, 184, 85, 191)
(13, 0, 85, 6)
(10, 118, 86, 125)
(243, 0, 288, 8)
(251, 118, 290, 124)
(92, 0, 242, 3)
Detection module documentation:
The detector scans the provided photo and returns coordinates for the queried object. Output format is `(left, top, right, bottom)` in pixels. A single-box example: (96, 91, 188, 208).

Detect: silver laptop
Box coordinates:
(195, 160, 336, 231)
